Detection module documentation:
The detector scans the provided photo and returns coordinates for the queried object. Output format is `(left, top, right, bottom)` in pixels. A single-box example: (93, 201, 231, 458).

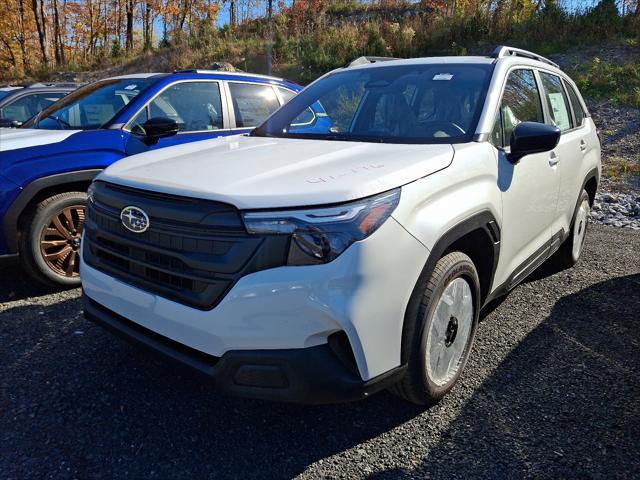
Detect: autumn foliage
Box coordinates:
(0, 0, 638, 82)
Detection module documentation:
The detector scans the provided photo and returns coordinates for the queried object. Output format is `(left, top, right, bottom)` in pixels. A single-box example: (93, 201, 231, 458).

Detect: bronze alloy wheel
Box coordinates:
(39, 204, 86, 277)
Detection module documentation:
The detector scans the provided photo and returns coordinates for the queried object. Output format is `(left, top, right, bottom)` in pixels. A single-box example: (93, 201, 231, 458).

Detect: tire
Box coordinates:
(549, 189, 590, 270)
(391, 251, 480, 406)
(19, 192, 87, 287)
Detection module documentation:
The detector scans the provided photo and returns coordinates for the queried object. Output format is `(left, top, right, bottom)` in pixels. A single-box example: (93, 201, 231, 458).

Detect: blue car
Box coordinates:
(0, 70, 302, 286)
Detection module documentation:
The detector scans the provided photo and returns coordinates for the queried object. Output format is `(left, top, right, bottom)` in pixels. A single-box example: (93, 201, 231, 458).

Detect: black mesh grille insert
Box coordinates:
(83, 181, 289, 310)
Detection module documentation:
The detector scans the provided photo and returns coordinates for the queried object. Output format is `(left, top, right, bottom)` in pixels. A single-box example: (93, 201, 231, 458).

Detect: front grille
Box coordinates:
(83, 181, 289, 310)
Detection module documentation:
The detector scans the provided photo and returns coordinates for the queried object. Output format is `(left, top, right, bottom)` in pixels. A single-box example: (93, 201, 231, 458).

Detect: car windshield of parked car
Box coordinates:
(252, 63, 493, 144)
(23, 78, 156, 130)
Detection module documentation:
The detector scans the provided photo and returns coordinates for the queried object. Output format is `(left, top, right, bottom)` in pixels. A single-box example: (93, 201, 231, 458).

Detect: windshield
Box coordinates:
(23, 78, 156, 130)
(252, 63, 493, 144)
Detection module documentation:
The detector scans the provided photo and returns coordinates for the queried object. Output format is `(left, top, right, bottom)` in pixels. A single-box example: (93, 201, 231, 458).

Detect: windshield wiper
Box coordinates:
(252, 130, 387, 143)
(317, 133, 387, 143)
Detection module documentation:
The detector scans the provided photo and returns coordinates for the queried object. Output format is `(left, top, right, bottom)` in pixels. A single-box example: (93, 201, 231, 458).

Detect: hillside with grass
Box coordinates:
(4, 1, 639, 96)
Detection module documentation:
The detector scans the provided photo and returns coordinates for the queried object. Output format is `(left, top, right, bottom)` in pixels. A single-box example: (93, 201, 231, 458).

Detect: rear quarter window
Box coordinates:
(565, 81, 587, 127)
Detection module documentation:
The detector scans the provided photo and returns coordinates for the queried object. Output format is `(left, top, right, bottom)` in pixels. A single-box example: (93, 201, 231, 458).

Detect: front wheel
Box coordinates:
(19, 192, 87, 287)
(391, 251, 480, 406)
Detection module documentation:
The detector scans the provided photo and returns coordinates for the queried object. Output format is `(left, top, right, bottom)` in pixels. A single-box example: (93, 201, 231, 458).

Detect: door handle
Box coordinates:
(580, 140, 587, 152)
(549, 151, 560, 166)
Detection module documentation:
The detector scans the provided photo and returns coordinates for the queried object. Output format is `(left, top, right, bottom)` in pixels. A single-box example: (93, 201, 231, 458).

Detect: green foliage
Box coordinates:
(325, 1, 365, 15)
(602, 155, 640, 179)
(575, 58, 640, 107)
(581, 0, 621, 40)
(20, 0, 639, 108)
(110, 40, 123, 59)
(365, 25, 388, 56)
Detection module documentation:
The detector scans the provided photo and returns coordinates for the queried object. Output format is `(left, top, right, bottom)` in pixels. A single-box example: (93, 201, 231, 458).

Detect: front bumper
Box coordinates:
(84, 295, 406, 404)
(81, 216, 429, 382)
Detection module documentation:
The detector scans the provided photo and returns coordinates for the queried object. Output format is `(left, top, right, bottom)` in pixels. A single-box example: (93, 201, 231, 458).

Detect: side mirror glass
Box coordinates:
(140, 117, 179, 144)
(508, 122, 560, 163)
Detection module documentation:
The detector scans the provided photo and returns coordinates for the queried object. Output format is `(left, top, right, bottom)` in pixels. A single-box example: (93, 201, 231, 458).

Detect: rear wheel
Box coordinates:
(19, 192, 87, 287)
(391, 251, 480, 406)
(550, 189, 590, 270)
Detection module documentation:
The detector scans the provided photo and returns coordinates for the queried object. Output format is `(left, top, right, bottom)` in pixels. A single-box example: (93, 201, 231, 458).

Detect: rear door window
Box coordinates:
(229, 83, 280, 128)
(539, 72, 573, 132)
(277, 87, 296, 104)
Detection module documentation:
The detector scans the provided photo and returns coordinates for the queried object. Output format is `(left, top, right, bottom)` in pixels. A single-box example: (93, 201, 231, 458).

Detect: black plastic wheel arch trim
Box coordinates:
(399, 210, 500, 364)
(3, 169, 101, 253)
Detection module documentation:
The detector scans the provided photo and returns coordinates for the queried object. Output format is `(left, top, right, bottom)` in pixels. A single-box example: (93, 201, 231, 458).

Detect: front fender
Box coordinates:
(2, 130, 127, 187)
(1, 129, 128, 254)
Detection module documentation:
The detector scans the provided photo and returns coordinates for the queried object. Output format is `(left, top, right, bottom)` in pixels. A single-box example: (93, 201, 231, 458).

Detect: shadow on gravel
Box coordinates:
(1, 297, 423, 478)
(0, 263, 72, 302)
(2, 265, 639, 478)
(371, 274, 640, 479)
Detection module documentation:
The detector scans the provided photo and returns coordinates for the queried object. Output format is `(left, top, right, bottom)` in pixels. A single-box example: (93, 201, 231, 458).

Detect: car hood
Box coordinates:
(0, 128, 82, 152)
(100, 135, 454, 209)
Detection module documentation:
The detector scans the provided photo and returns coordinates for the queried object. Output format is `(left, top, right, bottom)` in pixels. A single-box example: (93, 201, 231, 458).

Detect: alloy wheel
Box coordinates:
(39, 204, 85, 277)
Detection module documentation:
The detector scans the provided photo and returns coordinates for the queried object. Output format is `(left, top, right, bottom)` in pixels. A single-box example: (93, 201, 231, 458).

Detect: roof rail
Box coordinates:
(27, 82, 84, 88)
(490, 45, 559, 68)
(346, 56, 400, 68)
(173, 69, 283, 81)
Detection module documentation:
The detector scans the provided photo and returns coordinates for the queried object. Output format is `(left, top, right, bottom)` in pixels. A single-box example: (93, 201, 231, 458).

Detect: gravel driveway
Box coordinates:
(1, 225, 638, 479)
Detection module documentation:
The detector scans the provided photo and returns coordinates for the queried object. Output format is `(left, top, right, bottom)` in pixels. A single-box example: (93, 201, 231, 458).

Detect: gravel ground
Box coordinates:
(587, 102, 640, 229)
(1, 224, 638, 479)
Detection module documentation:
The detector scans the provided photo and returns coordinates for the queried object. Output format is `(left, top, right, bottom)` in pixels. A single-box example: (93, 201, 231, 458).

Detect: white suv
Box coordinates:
(81, 46, 600, 405)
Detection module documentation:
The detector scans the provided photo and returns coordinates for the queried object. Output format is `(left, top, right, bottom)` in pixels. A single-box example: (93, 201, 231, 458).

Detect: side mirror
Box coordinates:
(508, 122, 560, 163)
(0, 118, 22, 128)
(141, 117, 179, 144)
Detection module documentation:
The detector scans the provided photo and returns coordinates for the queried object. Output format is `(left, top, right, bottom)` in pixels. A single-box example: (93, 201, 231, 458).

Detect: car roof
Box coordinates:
(348, 56, 496, 70)
(345, 46, 563, 74)
(105, 70, 287, 83)
(346, 55, 565, 71)
(102, 70, 299, 92)
(104, 73, 167, 81)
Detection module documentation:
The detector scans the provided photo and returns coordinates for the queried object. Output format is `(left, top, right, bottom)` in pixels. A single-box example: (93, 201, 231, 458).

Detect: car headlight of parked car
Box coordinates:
(242, 188, 400, 265)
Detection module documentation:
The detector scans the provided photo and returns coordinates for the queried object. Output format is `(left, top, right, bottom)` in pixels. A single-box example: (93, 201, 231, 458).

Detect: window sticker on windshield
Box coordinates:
(124, 84, 138, 90)
(433, 73, 454, 81)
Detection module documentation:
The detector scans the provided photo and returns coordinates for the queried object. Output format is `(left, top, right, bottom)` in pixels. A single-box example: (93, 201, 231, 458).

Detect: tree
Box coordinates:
(51, 0, 65, 64)
(229, 0, 236, 27)
(125, 0, 136, 51)
(31, 0, 50, 66)
(142, 0, 158, 50)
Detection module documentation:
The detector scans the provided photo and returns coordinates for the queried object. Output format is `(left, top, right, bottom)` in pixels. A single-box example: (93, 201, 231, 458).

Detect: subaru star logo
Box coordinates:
(120, 206, 150, 233)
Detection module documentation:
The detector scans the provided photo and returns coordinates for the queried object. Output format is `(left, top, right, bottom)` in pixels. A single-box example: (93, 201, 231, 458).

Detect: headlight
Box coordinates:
(242, 189, 400, 265)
